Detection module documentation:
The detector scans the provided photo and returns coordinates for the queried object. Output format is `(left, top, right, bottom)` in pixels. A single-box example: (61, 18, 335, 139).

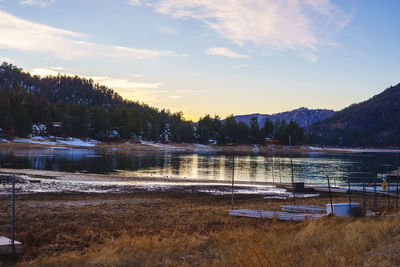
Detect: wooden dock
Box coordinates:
(0, 236, 22, 255)
(229, 209, 325, 221)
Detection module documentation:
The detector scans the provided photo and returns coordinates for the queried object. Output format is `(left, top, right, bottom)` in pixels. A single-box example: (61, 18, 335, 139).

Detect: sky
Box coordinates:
(0, 0, 399, 121)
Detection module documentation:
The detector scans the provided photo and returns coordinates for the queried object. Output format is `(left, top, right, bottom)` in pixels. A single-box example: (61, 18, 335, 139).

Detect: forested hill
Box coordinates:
(0, 62, 310, 145)
(0, 62, 195, 141)
(233, 107, 335, 128)
(311, 83, 400, 147)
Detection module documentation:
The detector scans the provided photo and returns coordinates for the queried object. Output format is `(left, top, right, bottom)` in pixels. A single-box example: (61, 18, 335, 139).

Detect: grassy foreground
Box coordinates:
(1, 191, 400, 266)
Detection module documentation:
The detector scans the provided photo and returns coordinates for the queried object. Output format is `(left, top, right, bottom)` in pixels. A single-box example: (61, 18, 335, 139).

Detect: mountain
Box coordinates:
(233, 108, 336, 128)
(311, 83, 400, 147)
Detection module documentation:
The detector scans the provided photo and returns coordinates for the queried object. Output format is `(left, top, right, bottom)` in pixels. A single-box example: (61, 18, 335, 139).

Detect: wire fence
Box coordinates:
(0, 175, 16, 253)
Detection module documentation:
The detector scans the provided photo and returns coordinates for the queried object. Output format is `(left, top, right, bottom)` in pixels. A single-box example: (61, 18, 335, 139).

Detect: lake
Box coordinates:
(1, 147, 399, 186)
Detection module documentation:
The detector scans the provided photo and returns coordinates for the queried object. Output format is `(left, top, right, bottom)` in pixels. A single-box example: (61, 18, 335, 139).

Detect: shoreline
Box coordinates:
(2, 137, 400, 154)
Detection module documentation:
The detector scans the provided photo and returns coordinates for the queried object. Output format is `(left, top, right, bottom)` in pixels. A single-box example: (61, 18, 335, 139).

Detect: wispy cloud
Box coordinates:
(0, 56, 11, 63)
(128, 0, 141, 6)
(28, 66, 164, 103)
(19, 0, 55, 7)
(0, 10, 185, 60)
(205, 47, 249, 59)
(148, 0, 350, 61)
(113, 46, 186, 59)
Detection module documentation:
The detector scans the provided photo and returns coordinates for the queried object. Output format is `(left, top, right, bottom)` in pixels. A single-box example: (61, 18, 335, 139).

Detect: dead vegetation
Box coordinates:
(1, 191, 400, 266)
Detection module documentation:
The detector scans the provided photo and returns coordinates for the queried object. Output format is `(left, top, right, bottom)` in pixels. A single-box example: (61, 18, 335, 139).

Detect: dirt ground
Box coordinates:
(0, 187, 400, 266)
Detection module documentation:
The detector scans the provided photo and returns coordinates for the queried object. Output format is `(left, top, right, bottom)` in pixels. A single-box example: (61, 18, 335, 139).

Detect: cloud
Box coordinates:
(205, 47, 249, 59)
(29, 67, 63, 76)
(113, 46, 186, 59)
(19, 0, 55, 7)
(0, 56, 11, 63)
(28, 66, 164, 103)
(0, 10, 185, 60)
(128, 0, 141, 6)
(148, 0, 350, 61)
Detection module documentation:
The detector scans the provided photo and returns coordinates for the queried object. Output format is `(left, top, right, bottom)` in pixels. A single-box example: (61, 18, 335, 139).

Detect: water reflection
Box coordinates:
(1, 147, 400, 185)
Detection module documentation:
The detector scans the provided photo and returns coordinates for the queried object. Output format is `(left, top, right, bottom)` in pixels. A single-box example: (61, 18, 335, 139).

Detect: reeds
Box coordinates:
(1, 192, 400, 266)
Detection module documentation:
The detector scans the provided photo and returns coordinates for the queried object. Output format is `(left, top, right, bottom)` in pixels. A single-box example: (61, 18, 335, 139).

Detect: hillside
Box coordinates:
(0, 62, 195, 141)
(233, 108, 335, 128)
(311, 83, 400, 147)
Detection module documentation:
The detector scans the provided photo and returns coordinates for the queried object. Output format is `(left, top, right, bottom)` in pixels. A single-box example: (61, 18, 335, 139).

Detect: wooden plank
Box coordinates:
(229, 209, 325, 221)
(281, 205, 325, 214)
(0, 236, 22, 255)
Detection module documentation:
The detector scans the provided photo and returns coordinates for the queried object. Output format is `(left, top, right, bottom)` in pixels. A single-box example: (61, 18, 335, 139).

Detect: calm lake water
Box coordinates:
(0, 147, 399, 186)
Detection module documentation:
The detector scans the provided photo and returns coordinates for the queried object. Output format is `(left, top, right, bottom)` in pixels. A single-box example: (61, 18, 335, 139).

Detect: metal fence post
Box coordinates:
(327, 176, 334, 215)
(387, 180, 391, 211)
(11, 175, 15, 254)
(397, 168, 399, 209)
(363, 179, 366, 215)
(348, 178, 352, 210)
(231, 157, 235, 210)
(374, 176, 377, 213)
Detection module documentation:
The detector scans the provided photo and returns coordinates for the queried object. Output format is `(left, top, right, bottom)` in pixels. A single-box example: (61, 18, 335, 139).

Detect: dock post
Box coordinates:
(289, 136, 296, 205)
(387, 180, 391, 211)
(278, 156, 282, 184)
(397, 167, 399, 209)
(231, 156, 235, 210)
(374, 176, 377, 213)
(327, 176, 334, 215)
(11, 175, 15, 254)
(271, 156, 275, 183)
(347, 178, 352, 210)
(363, 179, 366, 216)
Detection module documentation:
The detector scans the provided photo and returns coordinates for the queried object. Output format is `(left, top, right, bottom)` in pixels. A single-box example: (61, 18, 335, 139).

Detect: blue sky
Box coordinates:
(0, 0, 399, 120)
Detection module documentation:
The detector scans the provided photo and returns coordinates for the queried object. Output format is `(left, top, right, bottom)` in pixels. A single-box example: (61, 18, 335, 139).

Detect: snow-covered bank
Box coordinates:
(13, 137, 101, 147)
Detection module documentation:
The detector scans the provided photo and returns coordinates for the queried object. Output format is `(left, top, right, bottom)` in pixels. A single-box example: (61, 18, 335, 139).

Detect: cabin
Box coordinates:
(31, 124, 47, 136)
(106, 130, 119, 139)
(265, 138, 283, 145)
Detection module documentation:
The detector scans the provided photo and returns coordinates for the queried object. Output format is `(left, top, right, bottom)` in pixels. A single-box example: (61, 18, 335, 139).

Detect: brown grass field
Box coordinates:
(1, 189, 400, 267)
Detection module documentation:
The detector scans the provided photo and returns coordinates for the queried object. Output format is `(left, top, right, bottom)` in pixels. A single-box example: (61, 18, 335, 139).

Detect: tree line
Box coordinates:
(196, 115, 309, 145)
(0, 62, 309, 145)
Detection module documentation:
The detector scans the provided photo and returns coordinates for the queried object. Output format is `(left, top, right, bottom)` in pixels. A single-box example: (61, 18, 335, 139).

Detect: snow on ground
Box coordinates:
(140, 141, 185, 151)
(140, 141, 165, 148)
(308, 146, 323, 150)
(56, 138, 98, 147)
(0, 139, 8, 143)
(13, 137, 101, 147)
(14, 138, 57, 145)
(195, 144, 211, 148)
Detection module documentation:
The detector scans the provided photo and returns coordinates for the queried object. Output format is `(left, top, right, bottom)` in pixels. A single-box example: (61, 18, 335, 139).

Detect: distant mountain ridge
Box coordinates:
(233, 107, 336, 128)
(311, 83, 400, 147)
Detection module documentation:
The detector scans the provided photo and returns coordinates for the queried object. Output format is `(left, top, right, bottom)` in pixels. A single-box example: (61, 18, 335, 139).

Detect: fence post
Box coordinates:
(363, 179, 366, 216)
(387, 180, 391, 211)
(11, 175, 15, 254)
(397, 168, 399, 209)
(289, 136, 296, 205)
(327, 176, 334, 215)
(348, 178, 352, 210)
(231, 157, 235, 210)
(374, 176, 377, 213)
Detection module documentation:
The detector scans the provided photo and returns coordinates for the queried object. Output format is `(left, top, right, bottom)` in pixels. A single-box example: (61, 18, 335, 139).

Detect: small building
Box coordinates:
(106, 130, 119, 139)
(31, 124, 47, 136)
(53, 122, 62, 128)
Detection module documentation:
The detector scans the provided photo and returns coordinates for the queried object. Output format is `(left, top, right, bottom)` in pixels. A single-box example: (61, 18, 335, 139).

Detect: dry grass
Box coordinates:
(1, 191, 400, 266)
